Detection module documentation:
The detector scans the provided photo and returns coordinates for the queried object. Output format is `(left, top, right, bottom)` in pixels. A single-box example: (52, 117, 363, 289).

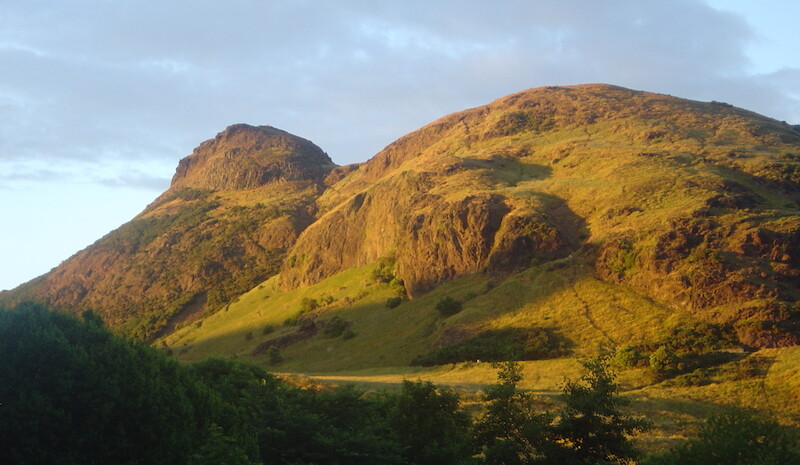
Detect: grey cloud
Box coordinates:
(0, 159, 171, 192)
(1, 0, 798, 174)
(96, 173, 171, 191)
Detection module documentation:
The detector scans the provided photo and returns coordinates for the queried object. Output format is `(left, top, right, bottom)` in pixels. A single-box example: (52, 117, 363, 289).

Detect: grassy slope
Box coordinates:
(163, 254, 800, 446)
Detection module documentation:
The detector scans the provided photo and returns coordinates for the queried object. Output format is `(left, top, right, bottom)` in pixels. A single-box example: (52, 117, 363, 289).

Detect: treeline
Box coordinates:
(1, 303, 797, 465)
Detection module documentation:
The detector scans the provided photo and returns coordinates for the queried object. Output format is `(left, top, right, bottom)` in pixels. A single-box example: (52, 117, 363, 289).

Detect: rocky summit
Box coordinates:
(171, 124, 335, 190)
(3, 84, 799, 351)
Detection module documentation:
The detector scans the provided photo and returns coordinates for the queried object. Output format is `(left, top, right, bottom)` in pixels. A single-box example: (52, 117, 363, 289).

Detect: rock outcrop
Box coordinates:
(171, 124, 335, 190)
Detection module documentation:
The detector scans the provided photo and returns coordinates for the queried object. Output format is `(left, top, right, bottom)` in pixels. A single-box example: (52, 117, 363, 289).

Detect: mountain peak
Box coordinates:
(170, 124, 336, 191)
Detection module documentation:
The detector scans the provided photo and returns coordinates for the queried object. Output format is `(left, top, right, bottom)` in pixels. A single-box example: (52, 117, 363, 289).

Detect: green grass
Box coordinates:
(166, 249, 697, 374)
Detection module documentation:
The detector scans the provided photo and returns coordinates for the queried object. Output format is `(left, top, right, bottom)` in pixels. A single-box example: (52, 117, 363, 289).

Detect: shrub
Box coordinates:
(386, 296, 404, 309)
(321, 316, 350, 338)
(371, 255, 396, 283)
(649, 346, 679, 379)
(660, 321, 737, 353)
(389, 278, 407, 298)
(267, 346, 282, 366)
(299, 297, 319, 313)
(436, 297, 462, 317)
(612, 345, 642, 369)
(644, 408, 800, 465)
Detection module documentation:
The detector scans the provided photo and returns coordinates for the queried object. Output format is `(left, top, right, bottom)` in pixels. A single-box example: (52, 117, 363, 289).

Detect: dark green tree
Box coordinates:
(0, 302, 216, 465)
(548, 350, 649, 465)
(473, 361, 552, 465)
(643, 408, 800, 465)
(649, 345, 679, 379)
(384, 380, 472, 465)
(287, 385, 404, 465)
(190, 424, 259, 465)
(267, 345, 283, 365)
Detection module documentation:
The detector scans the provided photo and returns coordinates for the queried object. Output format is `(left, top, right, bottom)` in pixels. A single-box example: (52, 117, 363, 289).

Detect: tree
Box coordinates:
(384, 380, 472, 465)
(548, 350, 649, 465)
(644, 408, 800, 465)
(267, 346, 283, 365)
(190, 424, 259, 465)
(473, 361, 552, 464)
(611, 345, 641, 369)
(0, 302, 216, 465)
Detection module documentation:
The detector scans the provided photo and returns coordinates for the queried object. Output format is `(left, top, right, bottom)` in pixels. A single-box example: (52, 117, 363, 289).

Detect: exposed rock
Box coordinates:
(171, 124, 335, 191)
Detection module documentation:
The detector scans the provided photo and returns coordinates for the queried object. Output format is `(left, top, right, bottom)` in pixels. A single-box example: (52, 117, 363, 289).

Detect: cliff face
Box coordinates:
(280, 171, 574, 297)
(4, 85, 800, 348)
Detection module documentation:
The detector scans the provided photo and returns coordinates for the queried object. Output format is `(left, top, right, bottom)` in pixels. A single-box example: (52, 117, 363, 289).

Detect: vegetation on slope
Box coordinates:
(15, 303, 794, 465)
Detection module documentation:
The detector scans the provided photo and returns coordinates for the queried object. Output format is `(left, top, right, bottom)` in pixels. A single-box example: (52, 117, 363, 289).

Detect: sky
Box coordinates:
(1, 0, 799, 291)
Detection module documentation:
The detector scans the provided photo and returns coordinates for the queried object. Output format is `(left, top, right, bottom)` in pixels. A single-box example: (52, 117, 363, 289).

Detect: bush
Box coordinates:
(436, 297, 462, 317)
(371, 255, 396, 283)
(659, 321, 737, 353)
(612, 345, 642, 369)
(321, 316, 350, 338)
(386, 296, 404, 309)
(267, 346, 282, 366)
(649, 346, 679, 379)
(389, 278, 407, 298)
(299, 297, 319, 313)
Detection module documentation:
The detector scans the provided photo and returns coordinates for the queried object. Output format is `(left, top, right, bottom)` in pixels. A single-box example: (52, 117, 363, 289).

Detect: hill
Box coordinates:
(3, 83, 799, 353)
(1, 124, 336, 339)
